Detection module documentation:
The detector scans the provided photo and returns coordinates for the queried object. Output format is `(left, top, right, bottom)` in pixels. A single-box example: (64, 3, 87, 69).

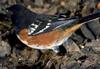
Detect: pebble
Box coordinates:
(44, 59, 55, 69)
(20, 49, 41, 64)
(85, 40, 100, 52)
(0, 39, 11, 57)
(63, 39, 81, 53)
(0, 0, 7, 4)
(34, 0, 44, 7)
(80, 24, 95, 40)
(71, 33, 85, 44)
(80, 55, 100, 68)
(87, 20, 100, 37)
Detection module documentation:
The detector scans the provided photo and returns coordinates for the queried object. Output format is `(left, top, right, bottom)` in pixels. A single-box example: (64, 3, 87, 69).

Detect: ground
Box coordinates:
(0, 0, 100, 69)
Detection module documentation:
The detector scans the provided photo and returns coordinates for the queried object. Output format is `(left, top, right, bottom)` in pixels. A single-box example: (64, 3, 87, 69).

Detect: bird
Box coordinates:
(7, 4, 100, 53)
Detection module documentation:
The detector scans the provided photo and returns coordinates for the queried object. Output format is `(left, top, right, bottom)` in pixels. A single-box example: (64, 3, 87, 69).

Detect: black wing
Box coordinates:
(28, 15, 78, 35)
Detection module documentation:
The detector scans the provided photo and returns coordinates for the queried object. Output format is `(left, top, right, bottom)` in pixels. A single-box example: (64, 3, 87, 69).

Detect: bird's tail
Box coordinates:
(79, 12, 100, 24)
(62, 12, 100, 37)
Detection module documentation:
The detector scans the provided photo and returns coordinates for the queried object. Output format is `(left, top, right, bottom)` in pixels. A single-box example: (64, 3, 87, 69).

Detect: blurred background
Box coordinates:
(0, 0, 100, 69)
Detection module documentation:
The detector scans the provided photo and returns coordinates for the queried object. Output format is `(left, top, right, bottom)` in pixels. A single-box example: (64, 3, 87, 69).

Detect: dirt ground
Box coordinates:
(0, 0, 100, 69)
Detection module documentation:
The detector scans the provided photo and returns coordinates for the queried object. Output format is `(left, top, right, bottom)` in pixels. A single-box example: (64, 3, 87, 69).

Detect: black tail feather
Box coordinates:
(79, 12, 100, 23)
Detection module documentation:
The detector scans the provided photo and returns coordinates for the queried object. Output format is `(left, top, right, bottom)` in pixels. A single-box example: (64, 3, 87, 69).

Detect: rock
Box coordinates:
(0, 0, 7, 4)
(85, 39, 100, 52)
(34, 0, 44, 7)
(80, 24, 95, 40)
(16, 65, 31, 69)
(64, 0, 80, 12)
(27, 49, 41, 63)
(63, 39, 81, 53)
(7, 0, 16, 5)
(86, 64, 100, 69)
(81, 0, 96, 16)
(85, 40, 100, 47)
(19, 48, 41, 64)
(20, 0, 33, 6)
(44, 59, 55, 69)
(80, 55, 100, 69)
(0, 64, 8, 69)
(87, 20, 100, 38)
(65, 63, 80, 69)
(46, 6, 58, 15)
(71, 33, 85, 44)
(60, 63, 67, 69)
(0, 39, 11, 57)
(81, 4, 91, 16)
(55, 64, 60, 69)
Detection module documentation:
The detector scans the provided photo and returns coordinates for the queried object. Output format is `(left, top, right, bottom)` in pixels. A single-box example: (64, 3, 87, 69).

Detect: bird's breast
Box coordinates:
(17, 28, 65, 49)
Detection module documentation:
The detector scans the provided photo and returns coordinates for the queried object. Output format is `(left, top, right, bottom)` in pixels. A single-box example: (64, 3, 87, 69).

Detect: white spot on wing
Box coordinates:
(34, 24, 38, 28)
(29, 22, 51, 35)
(58, 18, 65, 20)
(47, 23, 51, 25)
(31, 23, 35, 26)
(28, 27, 36, 35)
(31, 23, 39, 28)
(36, 24, 50, 34)
(45, 25, 50, 28)
(28, 23, 39, 35)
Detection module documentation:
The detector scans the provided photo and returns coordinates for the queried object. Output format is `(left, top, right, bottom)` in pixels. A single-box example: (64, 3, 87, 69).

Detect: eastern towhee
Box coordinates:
(7, 4, 100, 53)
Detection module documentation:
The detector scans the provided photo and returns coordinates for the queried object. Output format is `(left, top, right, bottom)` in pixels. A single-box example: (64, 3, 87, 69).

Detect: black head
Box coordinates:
(7, 4, 37, 34)
(7, 4, 26, 14)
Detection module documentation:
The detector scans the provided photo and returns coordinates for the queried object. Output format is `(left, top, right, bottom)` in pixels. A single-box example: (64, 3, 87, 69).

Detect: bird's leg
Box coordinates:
(52, 45, 67, 55)
(52, 46, 60, 53)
